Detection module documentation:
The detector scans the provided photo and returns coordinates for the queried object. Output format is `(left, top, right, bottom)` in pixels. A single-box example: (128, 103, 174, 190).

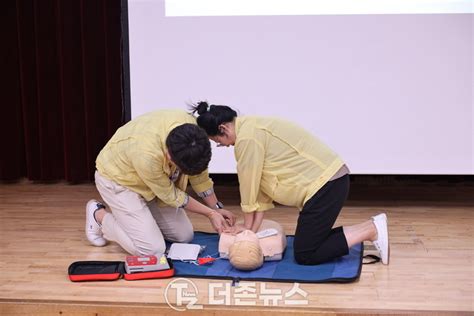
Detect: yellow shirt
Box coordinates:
(235, 116, 344, 213)
(96, 109, 213, 207)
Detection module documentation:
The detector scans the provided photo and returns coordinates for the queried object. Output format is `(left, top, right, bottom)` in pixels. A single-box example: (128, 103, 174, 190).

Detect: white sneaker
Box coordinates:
(85, 199, 107, 247)
(372, 213, 389, 265)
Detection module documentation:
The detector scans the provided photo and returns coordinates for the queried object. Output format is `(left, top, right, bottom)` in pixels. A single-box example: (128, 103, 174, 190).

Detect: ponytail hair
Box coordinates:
(189, 101, 237, 136)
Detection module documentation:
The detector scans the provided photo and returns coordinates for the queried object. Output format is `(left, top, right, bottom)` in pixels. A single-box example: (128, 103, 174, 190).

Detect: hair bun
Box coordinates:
(196, 101, 209, 115)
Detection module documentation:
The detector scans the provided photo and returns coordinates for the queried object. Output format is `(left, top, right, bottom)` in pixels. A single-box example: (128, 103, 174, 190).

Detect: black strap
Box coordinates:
(96, 202, 106, 210)
(363, 254, 381, 264)
(231, 277, 241, 287)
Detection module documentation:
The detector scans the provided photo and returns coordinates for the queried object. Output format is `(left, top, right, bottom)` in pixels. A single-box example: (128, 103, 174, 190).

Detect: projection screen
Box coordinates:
(126, 0, 473, 174)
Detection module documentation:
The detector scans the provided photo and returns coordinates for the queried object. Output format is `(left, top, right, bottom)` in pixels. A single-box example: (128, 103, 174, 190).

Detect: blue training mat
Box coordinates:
(170, 232, 363, 283)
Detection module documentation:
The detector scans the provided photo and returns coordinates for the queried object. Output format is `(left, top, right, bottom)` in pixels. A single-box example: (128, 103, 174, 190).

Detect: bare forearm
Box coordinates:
(243, 212, 254, 230)
(184, 196, 217, 218)
(251, 211, 264, 232)
(185, 195, 230, 234)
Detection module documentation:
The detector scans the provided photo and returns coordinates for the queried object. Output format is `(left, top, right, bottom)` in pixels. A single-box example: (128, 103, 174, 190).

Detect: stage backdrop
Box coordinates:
(126, 0, 473, 175)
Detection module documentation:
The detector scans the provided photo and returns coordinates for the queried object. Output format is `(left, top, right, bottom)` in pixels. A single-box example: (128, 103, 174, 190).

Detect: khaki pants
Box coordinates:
(94, 171, 194, 255)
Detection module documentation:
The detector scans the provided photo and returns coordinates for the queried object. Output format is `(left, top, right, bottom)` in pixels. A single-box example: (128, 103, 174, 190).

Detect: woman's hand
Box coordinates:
(223, 223, 247, 235)
(218, 208, 237, 226)
(208, 211, 230, 234)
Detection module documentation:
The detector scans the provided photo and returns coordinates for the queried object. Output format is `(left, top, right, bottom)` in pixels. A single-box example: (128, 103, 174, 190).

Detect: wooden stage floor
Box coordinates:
(0, 182, 473, 315)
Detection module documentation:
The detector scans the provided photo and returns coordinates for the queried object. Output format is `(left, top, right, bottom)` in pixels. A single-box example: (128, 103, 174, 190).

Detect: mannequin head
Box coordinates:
(228, 230, 264, 271)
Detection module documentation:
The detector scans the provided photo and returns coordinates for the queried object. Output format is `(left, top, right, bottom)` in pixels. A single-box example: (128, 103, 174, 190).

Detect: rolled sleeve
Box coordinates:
(189, 169, 214, 194)
(255, 190, 274, 212)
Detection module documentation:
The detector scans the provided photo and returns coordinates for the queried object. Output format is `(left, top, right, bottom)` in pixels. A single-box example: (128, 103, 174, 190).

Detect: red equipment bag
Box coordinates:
(68, 258, 175, 282)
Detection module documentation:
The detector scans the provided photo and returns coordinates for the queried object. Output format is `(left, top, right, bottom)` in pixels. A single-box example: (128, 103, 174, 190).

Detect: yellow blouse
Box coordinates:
(96, 109, 213, 207)
(234, 116, 344, 212)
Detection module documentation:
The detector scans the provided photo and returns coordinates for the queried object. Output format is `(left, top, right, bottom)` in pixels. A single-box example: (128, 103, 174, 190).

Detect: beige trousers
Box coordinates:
(94, 171, 194, 255)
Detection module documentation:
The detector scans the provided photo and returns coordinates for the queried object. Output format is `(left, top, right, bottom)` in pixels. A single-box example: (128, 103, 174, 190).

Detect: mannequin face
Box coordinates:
(209, 122, 236, 147)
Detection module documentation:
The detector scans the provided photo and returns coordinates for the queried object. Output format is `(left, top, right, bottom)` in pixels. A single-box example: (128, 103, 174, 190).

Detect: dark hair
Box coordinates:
(166, 123, 212, 175)
(189, 101, 237, 136)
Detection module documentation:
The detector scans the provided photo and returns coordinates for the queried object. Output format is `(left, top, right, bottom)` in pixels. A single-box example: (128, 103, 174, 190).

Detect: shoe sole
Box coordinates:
(374, 213, 390, 265)
(380, 213, 389, 265)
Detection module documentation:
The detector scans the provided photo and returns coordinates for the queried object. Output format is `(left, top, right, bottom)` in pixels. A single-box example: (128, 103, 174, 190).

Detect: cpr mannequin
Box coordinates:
(219, 219, 287, 271)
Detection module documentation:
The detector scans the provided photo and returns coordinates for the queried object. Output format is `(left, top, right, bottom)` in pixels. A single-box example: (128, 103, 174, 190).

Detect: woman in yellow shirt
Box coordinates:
(85, 109, 236, 256)
(192, 102, 389, 265)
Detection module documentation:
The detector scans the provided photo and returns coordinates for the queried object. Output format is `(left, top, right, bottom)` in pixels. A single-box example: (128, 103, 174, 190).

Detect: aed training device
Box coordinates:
(125, 254, 170, 274)
(167, 243, 202, 261)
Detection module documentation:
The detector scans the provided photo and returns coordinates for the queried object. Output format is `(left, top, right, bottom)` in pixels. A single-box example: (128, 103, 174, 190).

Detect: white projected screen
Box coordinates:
(127, 0, 473, 174)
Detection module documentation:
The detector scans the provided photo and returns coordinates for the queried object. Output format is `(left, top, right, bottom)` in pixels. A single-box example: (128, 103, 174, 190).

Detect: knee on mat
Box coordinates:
(171, 230, 194, 243)
(294, 251, 309, 265)
(136, 239, 166, 256)
(294, 250, 325, 265)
